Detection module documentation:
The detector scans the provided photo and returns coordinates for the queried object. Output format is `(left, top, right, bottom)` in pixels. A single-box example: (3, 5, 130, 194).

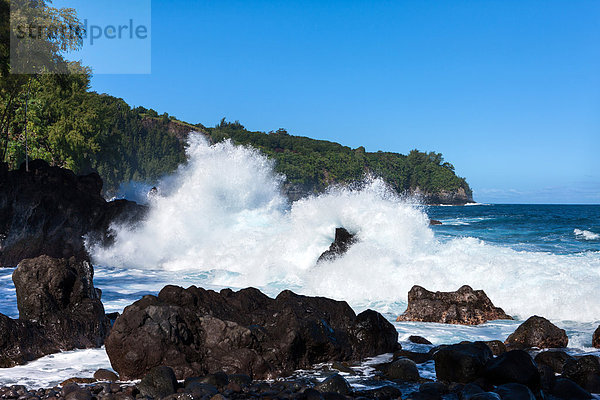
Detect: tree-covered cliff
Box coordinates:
(0, 0, 473, 204)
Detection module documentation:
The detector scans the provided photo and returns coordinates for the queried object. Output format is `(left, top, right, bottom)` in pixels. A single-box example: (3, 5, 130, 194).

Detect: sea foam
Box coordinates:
(575, 229, 600, 241)
(90, 134, 600, 322)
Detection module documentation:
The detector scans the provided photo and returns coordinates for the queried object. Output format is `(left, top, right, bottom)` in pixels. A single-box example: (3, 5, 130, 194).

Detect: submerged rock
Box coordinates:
(396, 285, 512, 325)
(0, 160, 146, 267)
(317, 228, 356, 263)
(0, 255, 109, 367)
(504, 316, 568, 350)
(105, 285, 398, 380)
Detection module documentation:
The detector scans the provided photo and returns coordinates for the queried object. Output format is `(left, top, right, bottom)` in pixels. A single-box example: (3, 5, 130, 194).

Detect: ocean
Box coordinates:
(1, 134, 599, 388)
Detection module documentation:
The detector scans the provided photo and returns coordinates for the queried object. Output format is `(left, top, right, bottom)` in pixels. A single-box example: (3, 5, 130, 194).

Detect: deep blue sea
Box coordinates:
(1, 136, 599, 388)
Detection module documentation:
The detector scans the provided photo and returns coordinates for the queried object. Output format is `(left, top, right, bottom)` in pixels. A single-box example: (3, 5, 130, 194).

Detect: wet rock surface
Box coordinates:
(396, 285, 512, 325)
(0, 255, 109, 367)
(105, 285, 398, 380)
(504, 315, 568, 350)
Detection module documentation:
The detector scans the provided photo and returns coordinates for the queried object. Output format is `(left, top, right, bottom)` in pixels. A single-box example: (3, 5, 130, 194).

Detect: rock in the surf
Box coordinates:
(396, 285, 512, 325)
(105, 285, 398, 380)
(593, 326, 600, 348)
(432, 341, 493, 383)
(504, 315, 568, 350)
(0, 255, 109, 367)
(0, 160, 146, 267)
(317, 227, 356, 262)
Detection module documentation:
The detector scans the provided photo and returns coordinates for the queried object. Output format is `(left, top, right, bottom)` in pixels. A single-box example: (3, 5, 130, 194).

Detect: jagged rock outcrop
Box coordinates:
(105, 285, 398, 380)
(396, 285, 512, 325)
(504, 316, 568, 350)
(317, 227, 357, 263)
(0, 255, 109, 367)
(0, 160, 146, 267)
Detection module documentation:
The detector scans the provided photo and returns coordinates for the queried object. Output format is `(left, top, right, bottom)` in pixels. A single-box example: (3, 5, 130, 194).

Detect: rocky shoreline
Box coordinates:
(1, 162, 599, 399)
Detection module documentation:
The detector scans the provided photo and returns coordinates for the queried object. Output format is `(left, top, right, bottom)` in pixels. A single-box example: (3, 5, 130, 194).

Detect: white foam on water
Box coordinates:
(575, 229, 600, 241)
(0, 348, 111, 389)
(89, 134, 600, 323)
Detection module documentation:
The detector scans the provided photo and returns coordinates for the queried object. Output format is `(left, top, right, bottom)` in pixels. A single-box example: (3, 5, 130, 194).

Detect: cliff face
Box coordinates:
(0, 160, 146, 267)
(412, 186, 474, 205)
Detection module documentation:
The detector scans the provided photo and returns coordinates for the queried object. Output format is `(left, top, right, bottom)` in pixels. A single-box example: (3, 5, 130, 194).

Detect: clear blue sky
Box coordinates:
(65, 0, 600, 204)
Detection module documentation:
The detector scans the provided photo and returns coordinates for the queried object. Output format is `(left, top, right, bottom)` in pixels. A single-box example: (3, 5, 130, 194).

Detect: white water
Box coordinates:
(90, 134, 600, 322)
(575, 229, 600, 241)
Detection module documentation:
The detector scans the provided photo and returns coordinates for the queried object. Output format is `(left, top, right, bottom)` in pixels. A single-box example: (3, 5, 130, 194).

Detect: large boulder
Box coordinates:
(0, 255, 109, 367)
(433, 341, 493, 383)
(0, 160, 146, 267)
(396, 285, 512, 325)
(106, 285, 398, 380)
(317, 228, 356, 263)
(504, 316, 568, 350)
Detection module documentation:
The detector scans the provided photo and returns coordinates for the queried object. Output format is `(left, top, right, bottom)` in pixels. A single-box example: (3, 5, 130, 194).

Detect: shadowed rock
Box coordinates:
(106, 285, 398, 380)
(0, 160, 146, 267)
(0, 255, 109, 367)
(396, 285, 512, 325)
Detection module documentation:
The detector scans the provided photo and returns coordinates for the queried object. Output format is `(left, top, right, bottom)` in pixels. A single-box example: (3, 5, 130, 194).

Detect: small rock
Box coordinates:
(409, 336, 432, 345)
(504, 315, 568, 350)
(484, 340, 506, 356)
(534, 350, 574, 373)
(137, 366, 177, 399)
(94, 369, 119, 382)
(355, 385, 402, 399)
(433, 342, 493, 383)
(593, 326, 600, 348)
(385, 358, 420, 381)
(64, 389, 92, 400)
(315, 374, 352, 395)
(483, 350, 540, 392)
(429, 219, 442, 225)
(227, 374, 251, 386)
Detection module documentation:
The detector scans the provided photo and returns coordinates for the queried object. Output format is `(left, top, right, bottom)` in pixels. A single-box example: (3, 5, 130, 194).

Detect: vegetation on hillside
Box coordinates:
(0, 0, 471, 201)
(207, 119, 471, 197)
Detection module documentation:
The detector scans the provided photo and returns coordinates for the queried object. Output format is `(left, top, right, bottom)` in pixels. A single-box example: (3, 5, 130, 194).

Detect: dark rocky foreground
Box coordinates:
(0, 160, 146, 267)
(105, 285, 398, 380)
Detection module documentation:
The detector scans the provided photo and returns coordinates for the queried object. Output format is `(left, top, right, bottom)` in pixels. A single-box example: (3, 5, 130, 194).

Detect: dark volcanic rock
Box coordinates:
(137, 366, 178, 399)
(384, 358, 420, 381)
(317, 228, 356, 263)
(0, 255, 109, 367)
(433, 341, 493, 383)
(396, 285, 512, 325)
(315, 374, 352, 395)
(0, 160, 146, 267)
(534, 350, 574, 374)
(493, 383, 535, 400)
(504, 316, 568, 350)
(593, 326, 600, 348)
(105, 285, 398, 380)
(409, 335, 433, 345)
(550, 378, 592, 400)
(483, 350, 540, 392)
(562, 355, 600, 393)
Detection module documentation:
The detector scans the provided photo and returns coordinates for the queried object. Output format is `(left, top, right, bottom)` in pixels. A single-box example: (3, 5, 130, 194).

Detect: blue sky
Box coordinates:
(61, 0, 599, 204)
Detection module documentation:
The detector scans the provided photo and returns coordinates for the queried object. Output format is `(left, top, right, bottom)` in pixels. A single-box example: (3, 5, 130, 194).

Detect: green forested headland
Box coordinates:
(0, 0, 472, 203)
